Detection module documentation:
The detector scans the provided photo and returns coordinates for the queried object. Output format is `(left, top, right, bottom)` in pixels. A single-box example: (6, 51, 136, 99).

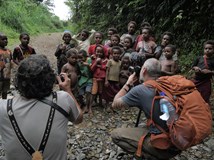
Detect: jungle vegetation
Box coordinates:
(65, 0, 214, 72)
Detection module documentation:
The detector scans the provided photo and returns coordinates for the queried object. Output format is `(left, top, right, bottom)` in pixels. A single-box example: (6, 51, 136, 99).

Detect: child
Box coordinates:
(73, 29, 96, 52)
(134, 22, 155, 50)
(120, 36, 134, 59)
(119, 56, 132, 88)
(13, 33, 36, 65)
(77, 50, 93, 115)
(104, 28, 118, 48)
(90, 45, 108, 107)
(88, 31, 108, 58)
(61, 49, 80, 97)
(136, 27, 157, 63)
(120, 21, 137, 46)
(108, 34, 122, 59)
(55, 30, 77, 74)
(0, 33, 12, 99)
(103, 46, 121, 107)
(155, 31, 178, 61)
(192, 40, 214, 103)
(160, 44, 177, 76)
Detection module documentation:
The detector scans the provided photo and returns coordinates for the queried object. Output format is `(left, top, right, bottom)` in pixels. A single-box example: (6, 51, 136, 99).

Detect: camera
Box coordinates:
(130, 52, 146, 66)
(60, 75, 65, 82)
(128, 66, 141, 77)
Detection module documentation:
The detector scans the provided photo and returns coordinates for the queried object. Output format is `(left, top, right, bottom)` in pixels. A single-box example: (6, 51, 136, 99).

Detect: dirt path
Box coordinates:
(11, 32, 62, 70)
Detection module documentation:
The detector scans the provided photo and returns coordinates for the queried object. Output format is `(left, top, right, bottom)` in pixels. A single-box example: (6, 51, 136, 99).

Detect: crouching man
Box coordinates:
(111, 58, 181, 160)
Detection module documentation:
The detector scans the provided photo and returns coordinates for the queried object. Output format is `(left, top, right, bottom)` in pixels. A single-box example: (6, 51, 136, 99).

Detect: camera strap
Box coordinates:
(7, 98, 55, 158)
(39, 92, 69, 118)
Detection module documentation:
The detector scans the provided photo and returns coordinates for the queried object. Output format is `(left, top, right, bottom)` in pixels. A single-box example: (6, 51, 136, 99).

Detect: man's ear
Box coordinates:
(142, 67, 147, 76)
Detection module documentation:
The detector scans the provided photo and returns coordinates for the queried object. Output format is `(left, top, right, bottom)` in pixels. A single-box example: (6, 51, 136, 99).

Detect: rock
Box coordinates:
(204, 139, 214, 150)
(202, 146, 212, 152)
(76, 152, 86, 160)
(109, 150, 116, 159)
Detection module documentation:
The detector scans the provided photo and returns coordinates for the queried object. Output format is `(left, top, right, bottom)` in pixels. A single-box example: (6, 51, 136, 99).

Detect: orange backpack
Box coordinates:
(136, 75, 212, 157)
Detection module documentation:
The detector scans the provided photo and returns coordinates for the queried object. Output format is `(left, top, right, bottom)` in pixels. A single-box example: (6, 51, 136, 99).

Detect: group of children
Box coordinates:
(52, 22, 214, 114)
(0, 21, 213, 112)
(0, 32, 36, 99)
(54, 30, 132, 114)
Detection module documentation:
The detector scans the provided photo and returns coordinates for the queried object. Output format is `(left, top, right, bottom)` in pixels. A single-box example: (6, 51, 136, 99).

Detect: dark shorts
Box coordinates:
(79, 82, 92, 95)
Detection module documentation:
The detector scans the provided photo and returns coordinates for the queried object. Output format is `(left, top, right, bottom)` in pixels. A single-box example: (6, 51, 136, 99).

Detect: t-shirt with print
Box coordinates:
(13, 45, 36, 62)
(0, 91, 80, 160)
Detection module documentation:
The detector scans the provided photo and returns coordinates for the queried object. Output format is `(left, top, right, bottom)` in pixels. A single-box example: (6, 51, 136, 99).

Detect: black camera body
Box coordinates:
(60, 75, 65, 82)
(128, 65, 141, 77)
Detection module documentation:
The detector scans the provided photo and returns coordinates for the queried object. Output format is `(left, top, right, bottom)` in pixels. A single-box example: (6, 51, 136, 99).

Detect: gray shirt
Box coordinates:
(122, 84, 168, 130)
(0, 91, 80, 160)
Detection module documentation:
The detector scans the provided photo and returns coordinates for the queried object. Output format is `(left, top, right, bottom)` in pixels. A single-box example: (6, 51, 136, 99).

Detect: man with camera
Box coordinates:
(0, 54, 83, 160)
(111, 58, 180, 159)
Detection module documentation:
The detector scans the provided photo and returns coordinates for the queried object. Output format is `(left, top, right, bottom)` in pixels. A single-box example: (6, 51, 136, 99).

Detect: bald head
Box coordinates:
(140, 58, 162, 82)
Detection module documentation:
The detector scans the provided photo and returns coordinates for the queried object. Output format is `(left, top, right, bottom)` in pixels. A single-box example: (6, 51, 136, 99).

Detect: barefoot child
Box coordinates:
(0, 33, 12, 99)
(88, 31, 108, 58)
(120, 21, 137, 46)
(136, 27, 156, 55)
(136, 27, 157, 64)
(192, 40, 214, 103)
(104, 28, 118, 48)
(73, 29, 96, 52)
(161, 44, 177, 76)
(155, 31, 178, 61)
(61, 49, 80, 97)
(120, 36, 134, 59)
(119, 56, 131, 88)
(108, 34, 122, 59)
(90, 45, 108, 107)
(55, 30, 77, 74)
(78, 50, 93, 114)
(13, 33, 36, 65)
(103, 46, 121, 108)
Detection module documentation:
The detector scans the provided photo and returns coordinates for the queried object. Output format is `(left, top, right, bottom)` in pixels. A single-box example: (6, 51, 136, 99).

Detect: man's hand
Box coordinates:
(56, 73, 71, 92)
(126, 72, 138, 85)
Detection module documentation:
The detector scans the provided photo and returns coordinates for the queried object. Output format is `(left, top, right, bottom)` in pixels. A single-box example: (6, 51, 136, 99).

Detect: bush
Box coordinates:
(0, 0, 64, 42)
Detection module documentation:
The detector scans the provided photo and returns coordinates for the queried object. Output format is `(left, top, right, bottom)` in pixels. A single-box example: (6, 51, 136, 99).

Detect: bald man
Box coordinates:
(111, 58, 181, 160)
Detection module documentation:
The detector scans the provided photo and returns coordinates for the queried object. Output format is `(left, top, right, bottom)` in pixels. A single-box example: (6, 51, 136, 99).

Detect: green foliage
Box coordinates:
(66, 0, 214, 73)
(0, 0, 64, 44)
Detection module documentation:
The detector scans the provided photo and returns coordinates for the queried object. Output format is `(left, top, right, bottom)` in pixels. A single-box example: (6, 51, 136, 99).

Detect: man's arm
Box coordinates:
(57, 73, 83, 124)
(112, 73, 137, 109)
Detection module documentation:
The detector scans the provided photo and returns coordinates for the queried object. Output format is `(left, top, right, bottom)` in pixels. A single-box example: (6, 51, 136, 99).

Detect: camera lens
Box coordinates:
(60, 75, 65, 82)
(128, 66, 135, 73)
(134, 66, 141, 77)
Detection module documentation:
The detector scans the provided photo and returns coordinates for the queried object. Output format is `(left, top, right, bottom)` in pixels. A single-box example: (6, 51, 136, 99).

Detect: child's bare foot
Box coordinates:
(82, 107, 88, 114)
(88, 110, 93, 117)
